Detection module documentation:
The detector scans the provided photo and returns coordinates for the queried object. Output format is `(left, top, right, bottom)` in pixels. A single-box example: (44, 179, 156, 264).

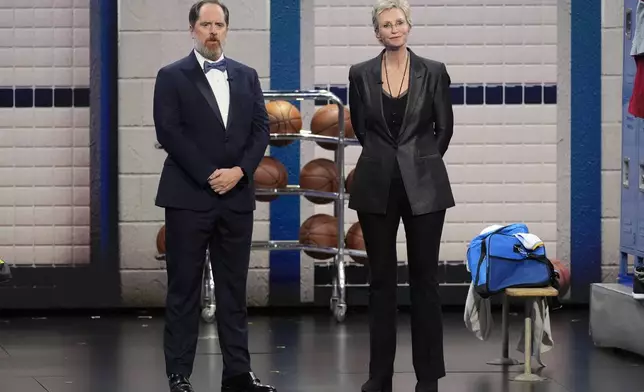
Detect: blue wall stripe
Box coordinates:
(100, 0, 113, 254)
(84, 0, 120, 304)
(0, 84, 554, 108)
(0, 87, 90, 107)
(313, 83, 557, 106)
(570, 0, 602, 301)
(269, 0, 301, 305)
(99, 0, 113, 255)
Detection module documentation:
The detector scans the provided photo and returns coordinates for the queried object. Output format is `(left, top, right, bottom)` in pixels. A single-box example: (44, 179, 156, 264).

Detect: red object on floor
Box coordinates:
(629, 54, 644, 118)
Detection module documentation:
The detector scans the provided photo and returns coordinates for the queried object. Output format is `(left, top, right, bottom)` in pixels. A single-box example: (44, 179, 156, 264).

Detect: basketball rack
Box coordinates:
(154, 89, 364, 323)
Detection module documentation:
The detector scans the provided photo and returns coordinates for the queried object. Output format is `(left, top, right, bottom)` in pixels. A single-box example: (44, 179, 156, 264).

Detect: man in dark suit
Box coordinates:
(152, 1, 275, 391)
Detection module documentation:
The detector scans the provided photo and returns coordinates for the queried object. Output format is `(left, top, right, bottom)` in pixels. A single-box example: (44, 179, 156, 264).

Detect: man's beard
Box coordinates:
(195, 39, 222, 61)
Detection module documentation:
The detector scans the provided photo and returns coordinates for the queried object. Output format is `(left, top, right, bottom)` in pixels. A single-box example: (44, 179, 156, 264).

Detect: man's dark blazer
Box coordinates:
(347, 48, 456, 216)
(153, 51, 269, 212)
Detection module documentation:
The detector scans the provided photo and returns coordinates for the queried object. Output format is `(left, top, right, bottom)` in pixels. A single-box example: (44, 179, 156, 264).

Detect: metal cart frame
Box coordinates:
(155, 89, 366, 323)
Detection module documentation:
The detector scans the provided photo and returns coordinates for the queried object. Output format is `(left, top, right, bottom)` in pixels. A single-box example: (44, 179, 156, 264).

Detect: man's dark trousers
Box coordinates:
(164, 205, 253, 379)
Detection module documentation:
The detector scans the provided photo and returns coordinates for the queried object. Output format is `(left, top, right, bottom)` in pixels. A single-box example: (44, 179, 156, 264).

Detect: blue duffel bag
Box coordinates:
(466, 223, 555, 298)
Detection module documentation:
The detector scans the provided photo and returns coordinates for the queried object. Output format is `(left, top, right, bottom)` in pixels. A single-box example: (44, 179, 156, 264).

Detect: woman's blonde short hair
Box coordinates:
(372, 0, 412, 32)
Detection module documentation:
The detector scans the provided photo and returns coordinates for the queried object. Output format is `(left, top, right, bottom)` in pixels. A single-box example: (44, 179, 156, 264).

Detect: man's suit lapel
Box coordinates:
(181, 51, 225, 128)
(225, 63, 240, 130)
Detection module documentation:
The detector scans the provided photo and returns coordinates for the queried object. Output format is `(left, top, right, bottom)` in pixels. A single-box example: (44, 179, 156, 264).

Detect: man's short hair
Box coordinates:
(189, 0, 230, 27)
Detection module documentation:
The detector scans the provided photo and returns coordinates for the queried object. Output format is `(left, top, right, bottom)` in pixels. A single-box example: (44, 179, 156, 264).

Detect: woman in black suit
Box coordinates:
(347, 0, 455, 391)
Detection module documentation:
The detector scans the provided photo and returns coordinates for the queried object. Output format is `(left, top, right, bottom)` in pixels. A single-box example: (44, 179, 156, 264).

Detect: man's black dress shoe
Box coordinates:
(221, 372, 276, 392)
(169, 374, 194, 392)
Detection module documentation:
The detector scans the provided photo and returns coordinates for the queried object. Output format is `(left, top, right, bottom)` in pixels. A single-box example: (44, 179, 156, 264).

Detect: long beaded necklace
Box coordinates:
(383, 51, 409, 98)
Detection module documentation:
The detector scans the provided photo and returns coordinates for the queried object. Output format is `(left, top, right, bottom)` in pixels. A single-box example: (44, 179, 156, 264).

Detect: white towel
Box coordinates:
(513, 233, 544, 251)
(464, 282, 493, 340)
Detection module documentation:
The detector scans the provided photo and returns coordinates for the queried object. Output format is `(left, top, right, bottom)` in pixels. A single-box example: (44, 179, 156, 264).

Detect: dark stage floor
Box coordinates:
(0, 307, 641, 392)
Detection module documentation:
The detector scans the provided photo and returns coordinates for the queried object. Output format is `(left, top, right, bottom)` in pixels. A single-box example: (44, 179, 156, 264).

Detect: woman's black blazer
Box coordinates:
(347, 48, 456, 216)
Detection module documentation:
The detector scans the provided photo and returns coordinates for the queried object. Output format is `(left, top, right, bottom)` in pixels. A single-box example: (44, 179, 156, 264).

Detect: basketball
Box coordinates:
(266, 100, 301, 147)
(156, 225, 166, 255)
(299, 158, 339, 204)
(551, 259, 570, 297)
(345, 222, 367, 264)
(254, 156, 288, 201)
(345, 168, 355, 193)
(298, 214, 338, 260)
(310, 104, 354, 150)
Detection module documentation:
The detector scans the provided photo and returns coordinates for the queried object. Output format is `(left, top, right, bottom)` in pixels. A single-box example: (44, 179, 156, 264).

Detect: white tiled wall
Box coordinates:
(309, 0, 559, 264)
(117, 0, 272, 306)
(315, 0, 557, 85)
(601, 0, 624, 281)
(0, 0, 90, 266)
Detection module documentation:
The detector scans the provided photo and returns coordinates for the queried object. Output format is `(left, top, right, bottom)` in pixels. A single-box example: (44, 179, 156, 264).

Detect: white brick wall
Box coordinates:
(0, 0, 90, 266)
(118, 0, 271, 305)
(601, 0, 624, 282)
(315, 0, 557, 85)
(310, 0, 559, 264)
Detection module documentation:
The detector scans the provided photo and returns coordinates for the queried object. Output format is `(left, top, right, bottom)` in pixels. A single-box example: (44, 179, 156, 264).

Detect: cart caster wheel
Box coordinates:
(201, 306, 216, 323)
(334, 304, 346, 322)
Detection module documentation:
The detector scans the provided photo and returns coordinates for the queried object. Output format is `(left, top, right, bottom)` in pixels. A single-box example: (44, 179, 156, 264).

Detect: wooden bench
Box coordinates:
(487, 286, 559, 382)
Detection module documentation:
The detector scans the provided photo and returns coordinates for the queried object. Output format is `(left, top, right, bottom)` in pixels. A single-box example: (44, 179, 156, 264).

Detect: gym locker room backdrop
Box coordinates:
(0, 0, 618, 308)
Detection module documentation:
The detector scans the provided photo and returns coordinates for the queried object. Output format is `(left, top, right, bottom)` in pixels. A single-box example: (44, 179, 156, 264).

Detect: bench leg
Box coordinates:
(487, 294, 520, 366)
(513, 298, 546, 382)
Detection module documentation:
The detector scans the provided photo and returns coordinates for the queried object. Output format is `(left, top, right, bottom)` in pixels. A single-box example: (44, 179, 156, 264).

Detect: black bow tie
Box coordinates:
(204, 59, 227, 73)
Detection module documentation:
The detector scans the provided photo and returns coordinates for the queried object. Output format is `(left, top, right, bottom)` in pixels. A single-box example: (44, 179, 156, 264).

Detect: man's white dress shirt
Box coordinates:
(193, 49, 230, 129)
